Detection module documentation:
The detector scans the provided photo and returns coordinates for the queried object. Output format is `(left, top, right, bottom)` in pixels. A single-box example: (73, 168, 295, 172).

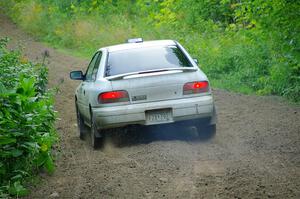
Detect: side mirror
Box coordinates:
(70, 71, 84, 80)
(193, 58, 198, 65)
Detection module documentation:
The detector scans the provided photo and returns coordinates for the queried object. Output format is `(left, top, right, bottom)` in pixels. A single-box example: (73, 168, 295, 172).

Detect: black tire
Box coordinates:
(196, 123, 216, 140)
(76, 103, 88, 140)
(90, 115, 104, 149)
(196, 105, 217, 140)
(194, 117, 216, 140)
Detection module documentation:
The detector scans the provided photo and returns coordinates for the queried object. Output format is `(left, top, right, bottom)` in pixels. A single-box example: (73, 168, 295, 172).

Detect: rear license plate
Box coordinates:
(145, 109, 173, 125)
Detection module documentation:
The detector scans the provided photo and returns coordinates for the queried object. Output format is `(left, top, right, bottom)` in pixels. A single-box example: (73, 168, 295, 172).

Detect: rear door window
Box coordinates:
(105, 45, 192, 77)
(85, 52, 100, 81)
(91, 52, 102, 80)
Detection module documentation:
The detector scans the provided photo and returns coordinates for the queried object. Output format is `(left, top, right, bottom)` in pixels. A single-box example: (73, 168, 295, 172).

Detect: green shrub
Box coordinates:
(0, 38, 57, 197)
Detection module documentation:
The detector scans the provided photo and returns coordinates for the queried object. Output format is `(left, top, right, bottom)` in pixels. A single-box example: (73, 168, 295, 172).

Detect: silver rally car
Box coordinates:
(70, 38, 216, 148)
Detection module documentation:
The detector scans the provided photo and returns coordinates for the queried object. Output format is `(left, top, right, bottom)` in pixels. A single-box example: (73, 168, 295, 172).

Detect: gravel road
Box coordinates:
(1, 14, 299, 199)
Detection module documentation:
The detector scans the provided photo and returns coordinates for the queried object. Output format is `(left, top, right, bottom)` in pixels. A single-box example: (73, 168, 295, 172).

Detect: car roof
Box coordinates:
(101, 40, 177, 52)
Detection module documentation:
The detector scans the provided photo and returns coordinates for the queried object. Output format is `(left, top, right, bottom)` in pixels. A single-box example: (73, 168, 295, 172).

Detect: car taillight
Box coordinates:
(183, 81, 209, 95)
(98, 91, 129, 103)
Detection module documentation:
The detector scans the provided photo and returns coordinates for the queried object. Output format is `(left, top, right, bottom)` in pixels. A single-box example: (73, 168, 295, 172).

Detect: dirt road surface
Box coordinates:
(1, 14, 300, 199)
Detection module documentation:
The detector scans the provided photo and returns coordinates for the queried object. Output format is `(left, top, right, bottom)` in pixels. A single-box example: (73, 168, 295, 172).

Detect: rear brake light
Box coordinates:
(98, 91, 129, 103)
(183, 81, 209, 95)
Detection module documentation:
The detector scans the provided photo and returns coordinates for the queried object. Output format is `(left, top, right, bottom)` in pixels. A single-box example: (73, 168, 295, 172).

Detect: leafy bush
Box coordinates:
(0, 38, 57, 197)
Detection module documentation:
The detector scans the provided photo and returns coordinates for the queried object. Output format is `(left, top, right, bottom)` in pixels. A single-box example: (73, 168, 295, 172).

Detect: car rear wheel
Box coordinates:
(195, 123, 216, 140)
(76, 103, 88, 140)
(90, 115, 104, 149)
(195, 106, 217, 140)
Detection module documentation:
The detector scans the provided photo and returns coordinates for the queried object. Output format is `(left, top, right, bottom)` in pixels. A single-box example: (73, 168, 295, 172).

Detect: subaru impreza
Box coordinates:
(70, 38, 216, 148)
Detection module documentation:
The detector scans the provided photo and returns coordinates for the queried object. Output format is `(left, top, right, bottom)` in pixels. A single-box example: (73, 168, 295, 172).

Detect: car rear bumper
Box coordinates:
(92, 95, 215, 129)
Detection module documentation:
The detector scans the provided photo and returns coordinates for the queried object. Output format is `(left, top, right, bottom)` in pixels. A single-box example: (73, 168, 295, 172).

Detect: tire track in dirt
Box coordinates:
(1, 14, 300, 199)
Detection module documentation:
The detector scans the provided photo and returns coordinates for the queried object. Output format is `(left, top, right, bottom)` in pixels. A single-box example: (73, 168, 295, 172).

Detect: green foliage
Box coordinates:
(0, 38, 57, 197)
(0, 0, 299, 102)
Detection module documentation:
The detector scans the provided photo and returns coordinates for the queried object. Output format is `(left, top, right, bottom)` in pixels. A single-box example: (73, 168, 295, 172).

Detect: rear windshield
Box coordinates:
(105, 45, 193, 76)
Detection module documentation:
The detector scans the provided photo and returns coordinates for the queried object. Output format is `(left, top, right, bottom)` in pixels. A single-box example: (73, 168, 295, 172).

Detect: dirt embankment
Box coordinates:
(0, 14, 299, 199)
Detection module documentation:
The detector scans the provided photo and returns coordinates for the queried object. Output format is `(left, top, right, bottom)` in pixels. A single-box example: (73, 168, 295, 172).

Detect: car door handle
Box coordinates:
(83, 90, 86, 95)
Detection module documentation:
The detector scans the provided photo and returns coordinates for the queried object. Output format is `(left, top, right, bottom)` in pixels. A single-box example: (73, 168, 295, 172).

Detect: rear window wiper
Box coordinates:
(106, 67, 198, 80)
